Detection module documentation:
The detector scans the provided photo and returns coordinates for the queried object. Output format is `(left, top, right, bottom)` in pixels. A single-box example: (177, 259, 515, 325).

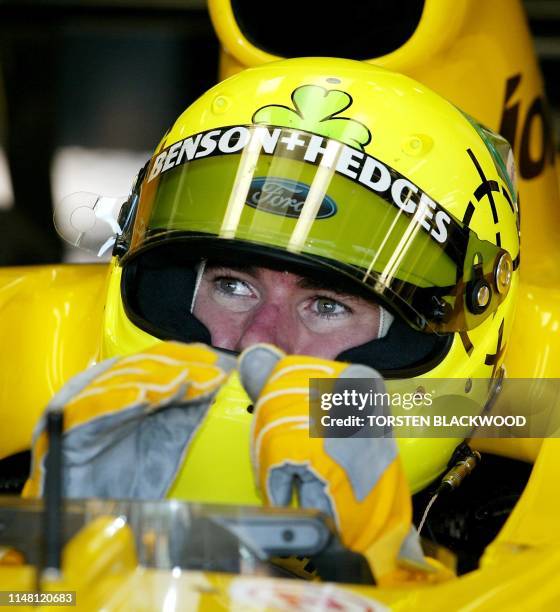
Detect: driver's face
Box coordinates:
(192, 265, 381, 358)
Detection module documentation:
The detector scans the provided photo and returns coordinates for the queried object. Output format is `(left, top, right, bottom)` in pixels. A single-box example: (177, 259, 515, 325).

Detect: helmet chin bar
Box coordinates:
(54, 192, 127, 257)
(336, 315, 453, 378)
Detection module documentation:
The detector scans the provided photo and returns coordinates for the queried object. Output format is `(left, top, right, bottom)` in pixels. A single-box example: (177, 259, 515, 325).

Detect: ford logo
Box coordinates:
(245, 177, 337, 219)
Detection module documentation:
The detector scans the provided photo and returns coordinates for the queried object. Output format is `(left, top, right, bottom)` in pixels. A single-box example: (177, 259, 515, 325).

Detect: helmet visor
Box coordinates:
(123, 125, 511, 333)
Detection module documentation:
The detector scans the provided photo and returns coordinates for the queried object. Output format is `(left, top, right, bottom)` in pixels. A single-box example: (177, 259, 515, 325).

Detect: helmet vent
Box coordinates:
(230, 0, 425, 60)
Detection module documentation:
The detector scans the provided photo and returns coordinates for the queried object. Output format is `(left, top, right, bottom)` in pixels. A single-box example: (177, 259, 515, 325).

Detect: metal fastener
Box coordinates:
(477, 284, 490, 307)
(495, 252, 513, 295)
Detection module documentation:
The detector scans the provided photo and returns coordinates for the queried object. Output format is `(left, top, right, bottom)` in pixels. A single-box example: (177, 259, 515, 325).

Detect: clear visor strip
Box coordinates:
(220, 129, 266, 239)
(287, 140, 343, 253)
(190, 259, 207, 313)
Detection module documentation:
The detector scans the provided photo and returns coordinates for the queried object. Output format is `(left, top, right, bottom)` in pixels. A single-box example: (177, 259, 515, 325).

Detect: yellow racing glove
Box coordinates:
(24, 342, 236, 499)
(238, 344, 426, 582)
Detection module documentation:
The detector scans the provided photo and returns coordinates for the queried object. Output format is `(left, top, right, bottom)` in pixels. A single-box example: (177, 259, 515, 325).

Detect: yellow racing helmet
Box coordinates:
(101, 57, 520, 497)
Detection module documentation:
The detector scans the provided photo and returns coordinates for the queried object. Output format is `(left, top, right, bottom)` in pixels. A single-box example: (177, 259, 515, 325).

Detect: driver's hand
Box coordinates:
(239, 343, 419, 582)
(24, 342, 236, 499)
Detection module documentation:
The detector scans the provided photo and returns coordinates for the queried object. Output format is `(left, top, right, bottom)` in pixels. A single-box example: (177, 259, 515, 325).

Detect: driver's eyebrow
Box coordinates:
(204, 264, 357, 298)
(296, 277, 355, 297)
(297, 277, 335, 291)
(205, 264, 257, 275)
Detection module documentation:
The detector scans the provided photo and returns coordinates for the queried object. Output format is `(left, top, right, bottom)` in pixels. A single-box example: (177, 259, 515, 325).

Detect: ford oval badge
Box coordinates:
(245, 177, 337, 219)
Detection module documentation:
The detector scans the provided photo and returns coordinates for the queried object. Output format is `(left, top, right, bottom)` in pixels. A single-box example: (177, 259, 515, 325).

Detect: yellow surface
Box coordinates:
(39, 516, 138, 612)
(166, 371, 262, 504)
(0, 265, 107, 459)
(473, 281, 560, 460)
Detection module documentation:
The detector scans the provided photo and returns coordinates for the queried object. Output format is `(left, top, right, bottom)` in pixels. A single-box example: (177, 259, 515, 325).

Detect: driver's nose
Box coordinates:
(236, 301, 287, 352)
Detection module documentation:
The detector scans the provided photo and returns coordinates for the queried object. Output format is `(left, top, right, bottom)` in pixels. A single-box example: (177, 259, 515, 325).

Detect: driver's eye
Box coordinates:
(215, 277, 253, 297)
(314, 298, 348, 317)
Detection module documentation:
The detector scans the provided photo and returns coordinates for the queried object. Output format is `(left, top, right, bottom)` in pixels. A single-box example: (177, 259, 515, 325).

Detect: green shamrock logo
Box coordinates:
(252, 85, 371, 150)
